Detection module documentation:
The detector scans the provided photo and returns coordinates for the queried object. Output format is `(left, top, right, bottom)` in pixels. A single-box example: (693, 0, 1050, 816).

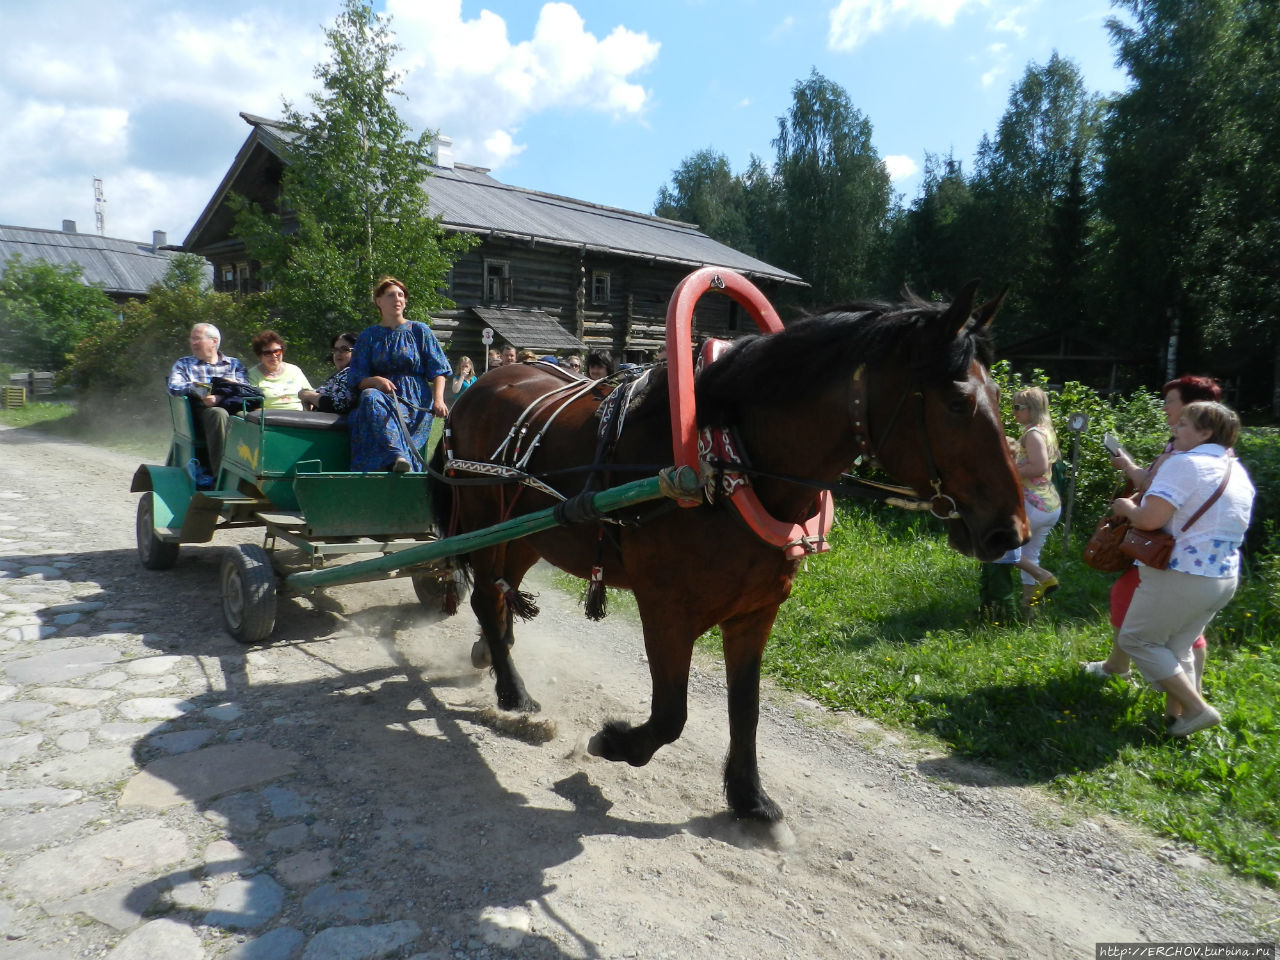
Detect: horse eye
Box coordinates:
(947, 396, 971, 416)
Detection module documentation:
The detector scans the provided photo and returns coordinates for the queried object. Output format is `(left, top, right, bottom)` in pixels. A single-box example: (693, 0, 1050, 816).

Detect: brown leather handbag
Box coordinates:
(1082, 514, 1134, 572)
(1117, 460, 1234, 571)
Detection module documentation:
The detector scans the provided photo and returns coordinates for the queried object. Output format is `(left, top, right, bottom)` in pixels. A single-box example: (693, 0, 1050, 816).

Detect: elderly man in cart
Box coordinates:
(166, 323, 250, 478)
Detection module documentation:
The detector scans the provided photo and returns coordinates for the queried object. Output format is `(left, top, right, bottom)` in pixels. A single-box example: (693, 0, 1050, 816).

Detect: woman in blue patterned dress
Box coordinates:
(347, 277, 452, 473)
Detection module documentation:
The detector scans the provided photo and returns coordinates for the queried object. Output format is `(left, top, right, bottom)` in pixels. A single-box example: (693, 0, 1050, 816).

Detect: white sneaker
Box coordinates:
(1169, 706, 1221, 737)
(1081, 660, 1131, 680)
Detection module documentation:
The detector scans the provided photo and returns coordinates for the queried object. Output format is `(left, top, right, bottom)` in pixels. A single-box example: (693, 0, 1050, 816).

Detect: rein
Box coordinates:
(846, 364, 960, 521)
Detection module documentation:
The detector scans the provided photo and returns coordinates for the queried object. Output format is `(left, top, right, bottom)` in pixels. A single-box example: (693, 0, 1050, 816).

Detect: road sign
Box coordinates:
(481, 327, 494, 345)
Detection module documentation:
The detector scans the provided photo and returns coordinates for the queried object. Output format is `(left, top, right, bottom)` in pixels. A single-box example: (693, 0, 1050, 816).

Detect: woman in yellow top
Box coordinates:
(248, 330, 312, 411)
(1011, 387, 1062, 605)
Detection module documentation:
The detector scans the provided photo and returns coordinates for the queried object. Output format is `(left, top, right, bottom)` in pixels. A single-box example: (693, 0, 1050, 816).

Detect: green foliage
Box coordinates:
(62, 258, 268, 406)
(967, 53, 1103, 343)
(230, 0, 475, 356)
(0, 255, 118, 371)
(758, 499, 1280, 885)
(1098, 0, 1280, 397)
(772, 70, 892, 304)
(654, 148, 754, 252)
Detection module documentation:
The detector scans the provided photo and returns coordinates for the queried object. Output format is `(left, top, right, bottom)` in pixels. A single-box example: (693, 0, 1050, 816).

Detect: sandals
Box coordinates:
(1029, 575, 1059, 604)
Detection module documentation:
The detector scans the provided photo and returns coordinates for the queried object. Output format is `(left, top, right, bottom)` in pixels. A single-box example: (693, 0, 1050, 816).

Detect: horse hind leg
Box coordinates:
(469, 545, 541, 713)
(469, 575, 538, 668)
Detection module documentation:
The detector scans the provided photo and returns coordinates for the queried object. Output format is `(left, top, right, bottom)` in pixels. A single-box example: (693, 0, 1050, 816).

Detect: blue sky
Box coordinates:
(0, 0, 1130, 246)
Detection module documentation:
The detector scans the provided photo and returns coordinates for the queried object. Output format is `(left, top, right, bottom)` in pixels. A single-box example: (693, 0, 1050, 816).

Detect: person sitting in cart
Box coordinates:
(167, 323, 249, 474)
(347, 276, 451, 473)
(300, 332, 358, 413)
(248, 330, 312, 411)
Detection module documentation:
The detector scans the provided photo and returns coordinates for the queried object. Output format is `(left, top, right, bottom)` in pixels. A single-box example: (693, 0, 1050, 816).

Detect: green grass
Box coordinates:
(555, 501, 1280, 885)
(764, 502, 1280, 886)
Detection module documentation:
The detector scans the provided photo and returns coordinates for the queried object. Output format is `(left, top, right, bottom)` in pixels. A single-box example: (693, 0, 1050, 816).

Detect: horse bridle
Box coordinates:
(847, 364, 961, 521)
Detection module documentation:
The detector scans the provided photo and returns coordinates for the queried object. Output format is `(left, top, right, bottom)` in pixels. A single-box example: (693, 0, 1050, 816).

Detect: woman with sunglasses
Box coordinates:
(248, 330, 312, 411)
(1010, 387, 1062, 607)
(300, 333, 358, 413)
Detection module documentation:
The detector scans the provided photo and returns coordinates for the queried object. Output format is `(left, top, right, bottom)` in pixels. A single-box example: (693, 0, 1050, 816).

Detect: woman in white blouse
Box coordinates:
(1109, 401, 1255, 736)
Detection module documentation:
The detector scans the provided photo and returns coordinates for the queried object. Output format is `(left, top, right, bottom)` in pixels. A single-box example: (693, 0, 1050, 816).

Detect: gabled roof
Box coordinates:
(0, 224, 192, 296)
(185, 114, 804, 287)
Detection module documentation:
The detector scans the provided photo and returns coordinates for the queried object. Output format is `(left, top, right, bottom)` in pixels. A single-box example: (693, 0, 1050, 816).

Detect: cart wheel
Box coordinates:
(221, 545, 277, 644)
(410, 565, 469, 614)
(136, 492, 179, 570)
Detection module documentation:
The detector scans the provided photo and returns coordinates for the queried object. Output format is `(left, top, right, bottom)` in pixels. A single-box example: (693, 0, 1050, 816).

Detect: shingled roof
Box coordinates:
(184, 114, 803, 287)
(0, 224, 191, 297)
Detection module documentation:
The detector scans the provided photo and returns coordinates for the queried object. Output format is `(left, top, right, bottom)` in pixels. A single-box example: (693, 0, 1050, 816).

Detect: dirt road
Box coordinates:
(1, 427, 1274, 960)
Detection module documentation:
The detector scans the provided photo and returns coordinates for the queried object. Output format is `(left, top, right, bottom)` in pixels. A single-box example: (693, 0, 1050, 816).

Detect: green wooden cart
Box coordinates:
(132, 395, 699, 643)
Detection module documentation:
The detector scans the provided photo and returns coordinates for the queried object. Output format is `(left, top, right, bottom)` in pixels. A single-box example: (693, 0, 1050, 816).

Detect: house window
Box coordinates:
(484, 260, 511, 305)
(236, 263, 252, 295)
(591, 271, 611, 305)
(220, 265, 235, 292)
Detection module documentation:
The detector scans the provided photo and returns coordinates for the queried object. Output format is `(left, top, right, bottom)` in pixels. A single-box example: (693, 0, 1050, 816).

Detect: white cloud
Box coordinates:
(0, 1, 657, 241)
(0, 2, 326, 240)
(388, 1, 659, 171)
(828, 0, 989, 50)
(882, 155, 920, 180)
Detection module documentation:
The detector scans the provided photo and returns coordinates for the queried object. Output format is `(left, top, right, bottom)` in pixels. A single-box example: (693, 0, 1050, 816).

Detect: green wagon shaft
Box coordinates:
(286, 466, 703, 591)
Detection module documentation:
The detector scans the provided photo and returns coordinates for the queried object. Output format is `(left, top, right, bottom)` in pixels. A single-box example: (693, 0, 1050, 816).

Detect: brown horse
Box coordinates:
(430, 282, 1027, 824)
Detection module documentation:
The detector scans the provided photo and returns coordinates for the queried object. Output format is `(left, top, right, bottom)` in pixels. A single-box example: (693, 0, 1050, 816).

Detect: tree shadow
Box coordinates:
(912, 674, 1167, 785)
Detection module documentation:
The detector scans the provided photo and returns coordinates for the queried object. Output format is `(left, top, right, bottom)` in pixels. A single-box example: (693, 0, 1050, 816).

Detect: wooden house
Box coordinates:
(183, 114, 804, 363)
(0, 222, 200, 303)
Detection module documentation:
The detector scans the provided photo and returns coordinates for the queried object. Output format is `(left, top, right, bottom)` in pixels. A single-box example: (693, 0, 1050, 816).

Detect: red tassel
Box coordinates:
(584, 565, 607, 621)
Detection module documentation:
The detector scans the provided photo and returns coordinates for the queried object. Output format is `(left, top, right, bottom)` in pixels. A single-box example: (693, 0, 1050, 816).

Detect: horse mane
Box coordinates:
(692, 293, 995, 427)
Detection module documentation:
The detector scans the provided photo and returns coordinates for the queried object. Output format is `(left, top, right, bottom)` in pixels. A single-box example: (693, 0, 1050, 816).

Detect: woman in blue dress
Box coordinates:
(347, 276, 452, 472)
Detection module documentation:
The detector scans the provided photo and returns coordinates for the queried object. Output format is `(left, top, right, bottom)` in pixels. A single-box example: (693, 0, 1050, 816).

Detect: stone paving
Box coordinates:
(0, 498, 503, 960)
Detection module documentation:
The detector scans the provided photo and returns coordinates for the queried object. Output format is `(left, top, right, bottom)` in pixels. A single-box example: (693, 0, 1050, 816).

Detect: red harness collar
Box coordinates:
(666, 269, 834, 559)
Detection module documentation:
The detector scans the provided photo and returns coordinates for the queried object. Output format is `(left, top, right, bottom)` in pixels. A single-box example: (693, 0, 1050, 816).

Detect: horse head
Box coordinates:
(856, 282, 1028, 560)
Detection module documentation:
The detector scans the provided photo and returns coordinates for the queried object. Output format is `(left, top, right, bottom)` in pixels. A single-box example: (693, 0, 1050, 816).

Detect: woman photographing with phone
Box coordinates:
(1105, 401, 1254, 735)
(1084, 375, 1224, 687)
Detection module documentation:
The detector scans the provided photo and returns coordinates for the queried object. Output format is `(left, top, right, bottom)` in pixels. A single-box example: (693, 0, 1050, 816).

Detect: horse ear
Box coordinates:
(940, 279, 981, 335)
(972, 285, 1010, 330)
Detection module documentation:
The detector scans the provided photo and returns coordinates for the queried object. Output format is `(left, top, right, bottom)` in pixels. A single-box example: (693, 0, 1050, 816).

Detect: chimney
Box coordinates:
(433, 135, 454, 169)
(152, 230, 167, 252)
(62, 220, 76, 233)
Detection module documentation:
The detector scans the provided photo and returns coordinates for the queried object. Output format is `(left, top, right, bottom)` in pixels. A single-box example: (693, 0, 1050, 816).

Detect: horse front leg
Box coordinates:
(588, 607, 693, 767)
(721, 606, 783, 823)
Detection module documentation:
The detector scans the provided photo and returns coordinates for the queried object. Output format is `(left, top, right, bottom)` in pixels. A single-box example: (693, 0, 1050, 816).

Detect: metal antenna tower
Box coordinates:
(93, 178, 106, 235)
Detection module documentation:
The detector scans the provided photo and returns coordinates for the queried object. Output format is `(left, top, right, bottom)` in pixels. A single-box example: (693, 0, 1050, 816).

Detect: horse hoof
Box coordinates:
(470, 639, 491, 669)
(586, 731, 606, 757)
(497, 691, 541, 713)
(733, 818, 796, 851)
